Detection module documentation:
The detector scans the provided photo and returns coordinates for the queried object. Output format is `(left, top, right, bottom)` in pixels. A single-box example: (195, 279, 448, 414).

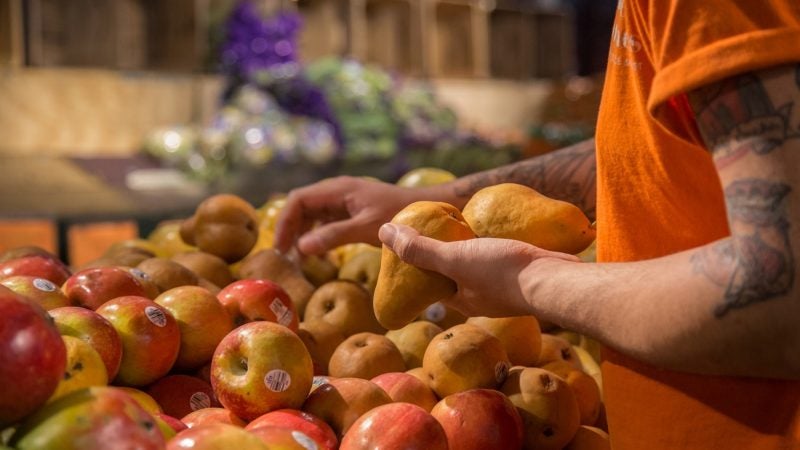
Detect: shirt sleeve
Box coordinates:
(648, 0, 800, 113)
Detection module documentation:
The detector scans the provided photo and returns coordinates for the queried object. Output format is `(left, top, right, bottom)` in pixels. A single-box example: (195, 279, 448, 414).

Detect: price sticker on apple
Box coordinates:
(130, 268, 150, 281)
(33, 278, 57, 292)
(265, 369, 292, 392)
(269, 298, 294, 327)
(144, 306, 168, 328)
(189, 391, 211, 411)
(424, 302, 447, 323)
(291, 430, 319, 450)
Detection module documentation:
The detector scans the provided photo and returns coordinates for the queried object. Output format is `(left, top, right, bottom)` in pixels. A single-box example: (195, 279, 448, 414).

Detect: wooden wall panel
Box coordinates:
(0, 68, 216, 156)
(0, 0, 24, 67)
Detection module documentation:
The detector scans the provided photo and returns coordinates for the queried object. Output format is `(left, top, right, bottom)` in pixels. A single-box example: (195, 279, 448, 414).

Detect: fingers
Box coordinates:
(379, 223, 454, 275)
(297, 218, 377, 255)
(274, 178, 353, 253)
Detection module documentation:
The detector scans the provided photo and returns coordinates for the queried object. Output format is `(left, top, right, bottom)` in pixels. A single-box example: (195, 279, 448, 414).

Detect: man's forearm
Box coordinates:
(422, 139, 597, 220)
(522, 241, 800, 379)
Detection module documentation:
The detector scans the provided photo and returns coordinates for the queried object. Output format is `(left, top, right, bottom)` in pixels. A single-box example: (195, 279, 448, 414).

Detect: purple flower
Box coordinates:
(221, 1, 302, 78)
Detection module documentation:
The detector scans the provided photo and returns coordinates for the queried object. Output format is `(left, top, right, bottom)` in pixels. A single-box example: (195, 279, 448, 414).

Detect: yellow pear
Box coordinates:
(396, 167, 456, 187)
(462, 183, 595, 254)
(542, 360, 602, 426)
(385, 320, 443, 369)
(467, 315, 542, 367)
(501, 367, 581, 450)
(564, 425, 611, 450)
(572, 345, 603, 398)
(373, 201, 475, 330)
(298, 319, 347, 376)
(338, 247, 382, 295)
(422, 323, 511, 398)
(327, 332, 406, 379)
(539, 334, 583, 370)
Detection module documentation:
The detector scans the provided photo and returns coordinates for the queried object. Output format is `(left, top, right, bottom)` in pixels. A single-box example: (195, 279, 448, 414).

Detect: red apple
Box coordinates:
(217, 279, 299, 331)
(340, 402, 448, 450)
(122, 266, 161, 299)
(146, 375, 220, 419)
(167, 423, 268, 449)
(49, 306, 123, 380)
(155, 413, 188, 434)
(63, 266, 148, 310)
(0, 285, 67, 426)
(181, 407, 246, 428)
(9, 386, 164, 449)
(371, 372, 439, 412)
(155, 286, 234, 370)
(302, 377, 392, 438)
(211, 321, 313, 421)
(430, 388, 524, 450)
(246, 409, 337, 450)
(96, 296, 180, 386)
(0, 245, 58, 264)
(0, 255, 70, 285)
(249, 426, 324, 450)
(0, 275, 72, 310)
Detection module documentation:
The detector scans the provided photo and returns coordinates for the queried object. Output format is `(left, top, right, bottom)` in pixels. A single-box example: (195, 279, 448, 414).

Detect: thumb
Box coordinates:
(379, 223, 451, 274)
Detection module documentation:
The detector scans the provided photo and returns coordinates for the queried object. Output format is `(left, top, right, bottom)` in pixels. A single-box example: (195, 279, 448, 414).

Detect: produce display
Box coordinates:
(143, 2, 519, 183)
(0, 168, 608, 450)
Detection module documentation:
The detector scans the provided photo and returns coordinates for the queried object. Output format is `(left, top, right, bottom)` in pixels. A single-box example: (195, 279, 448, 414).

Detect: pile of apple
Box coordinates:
(0, 170, 609, 450)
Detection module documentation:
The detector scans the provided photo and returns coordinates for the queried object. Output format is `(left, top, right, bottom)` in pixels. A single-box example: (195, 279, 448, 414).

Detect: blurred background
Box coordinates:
(0, 0, 613, 265)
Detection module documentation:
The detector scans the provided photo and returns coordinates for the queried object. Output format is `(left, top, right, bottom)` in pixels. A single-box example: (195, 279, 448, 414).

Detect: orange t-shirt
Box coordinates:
(595, 1, 800, 448)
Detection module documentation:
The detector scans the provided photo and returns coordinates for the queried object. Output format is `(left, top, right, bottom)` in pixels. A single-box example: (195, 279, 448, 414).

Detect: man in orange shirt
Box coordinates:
(275, 1, 800, 447)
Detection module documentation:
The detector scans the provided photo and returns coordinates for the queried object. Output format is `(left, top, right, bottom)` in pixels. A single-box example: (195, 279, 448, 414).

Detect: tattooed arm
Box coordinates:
(531, 63, 800, 378)
(378, 64, 800, 379)
(443, 139, 597, 219)
(275, 140, 596, 254)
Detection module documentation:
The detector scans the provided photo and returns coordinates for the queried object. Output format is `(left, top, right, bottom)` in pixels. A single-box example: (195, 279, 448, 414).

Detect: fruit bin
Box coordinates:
(0, 169, 608, 449)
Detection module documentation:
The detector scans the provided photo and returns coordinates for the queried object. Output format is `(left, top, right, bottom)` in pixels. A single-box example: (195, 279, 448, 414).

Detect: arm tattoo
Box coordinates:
(690, 72, 799, 167)
(692, 179, 794, 317)
(452, 140, 597, 220)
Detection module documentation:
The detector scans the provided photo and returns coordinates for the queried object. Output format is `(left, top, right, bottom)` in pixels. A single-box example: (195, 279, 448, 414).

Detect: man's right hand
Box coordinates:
(274, 176, 422, 256)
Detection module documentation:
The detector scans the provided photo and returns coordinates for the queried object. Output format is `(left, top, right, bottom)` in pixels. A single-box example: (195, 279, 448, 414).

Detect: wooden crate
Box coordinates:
(531, 10, 571, 78)
(426, 0, 490, 78)
(0, 0, 24, 67)
(490, 8, 533, 79)
(364, 0, 423, 75)
(25, 0, 204, 72)
(296, 0, 351, 62)
(490, 3, 572, 80)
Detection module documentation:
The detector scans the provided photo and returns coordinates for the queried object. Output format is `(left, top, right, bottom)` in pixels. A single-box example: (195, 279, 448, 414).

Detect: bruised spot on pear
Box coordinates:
(373, 201, 475, 330)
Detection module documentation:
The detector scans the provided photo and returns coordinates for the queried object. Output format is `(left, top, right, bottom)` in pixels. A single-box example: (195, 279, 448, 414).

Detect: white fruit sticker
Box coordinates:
(144, 306, 167, 328)
(291, 431, 318, 450)
(130, 268, 150, 280)
(33, 278, 56, 292)
(424, 302, 446, 323)
(189, 392, 211, 411)
(269, 297, 294, 327)
(311, 376, 329, 391)
(495, 361, 510, 384)
(264, 369, 292, 392)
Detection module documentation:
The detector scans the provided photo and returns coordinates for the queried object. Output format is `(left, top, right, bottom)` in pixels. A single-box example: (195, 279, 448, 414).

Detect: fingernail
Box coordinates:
(379, 223, 397, 245)
(298, 235, 322, 255)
